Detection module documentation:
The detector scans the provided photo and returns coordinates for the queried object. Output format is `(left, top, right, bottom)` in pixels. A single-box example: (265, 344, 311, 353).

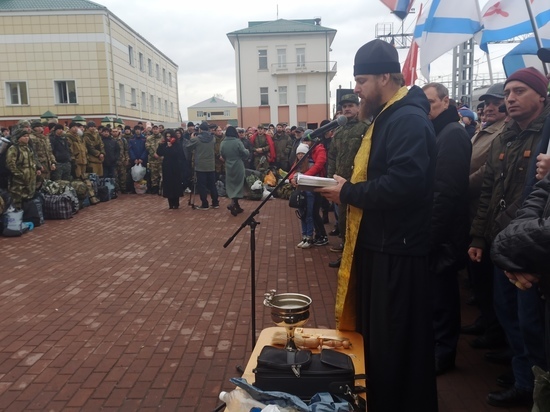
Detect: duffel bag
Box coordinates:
(22, 194, 44, 227)
(97, 186, 110, 202)
(70, 180, 89, 200)
(253, 346, 355, 400)
(99, 178, 117, 199)
(43, 194, 73, 220)
(2, 209, 25, 237)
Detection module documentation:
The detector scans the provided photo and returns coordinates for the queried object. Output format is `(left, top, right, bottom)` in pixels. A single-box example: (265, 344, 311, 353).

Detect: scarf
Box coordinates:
(335, 86, 409, 331)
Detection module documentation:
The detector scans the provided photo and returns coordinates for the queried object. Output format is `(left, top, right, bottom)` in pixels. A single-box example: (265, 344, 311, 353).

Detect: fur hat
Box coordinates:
(354, 39, 401, 76)
(296, 143, 309, 155)
(505, 67, 549, 98)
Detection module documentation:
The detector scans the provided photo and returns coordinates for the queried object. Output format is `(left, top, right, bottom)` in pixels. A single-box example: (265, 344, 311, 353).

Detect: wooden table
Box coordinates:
(240, 327, 366, 403)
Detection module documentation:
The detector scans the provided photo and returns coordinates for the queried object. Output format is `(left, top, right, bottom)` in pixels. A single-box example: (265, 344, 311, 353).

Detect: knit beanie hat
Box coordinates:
(504, 67, 549, 98)
(199, 122, 209, 131)
(296, 143, 309, 155)
(354, 39, 401, 76)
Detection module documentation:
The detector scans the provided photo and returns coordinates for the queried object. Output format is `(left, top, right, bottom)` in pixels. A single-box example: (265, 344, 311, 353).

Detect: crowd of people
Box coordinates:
(2, 38, 550, 412)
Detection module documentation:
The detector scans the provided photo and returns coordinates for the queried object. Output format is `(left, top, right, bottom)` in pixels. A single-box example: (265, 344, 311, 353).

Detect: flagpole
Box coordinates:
(474, 0, 494, 83)
(525, 0, 549, 75)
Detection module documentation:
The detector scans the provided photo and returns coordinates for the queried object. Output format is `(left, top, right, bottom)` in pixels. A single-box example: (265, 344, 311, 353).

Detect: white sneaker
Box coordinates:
(296, 238, 307, 248)
(301, 238, 314, 249)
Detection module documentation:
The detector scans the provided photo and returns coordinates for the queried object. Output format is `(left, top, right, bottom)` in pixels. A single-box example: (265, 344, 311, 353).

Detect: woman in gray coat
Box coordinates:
(220, 126, 249, 216)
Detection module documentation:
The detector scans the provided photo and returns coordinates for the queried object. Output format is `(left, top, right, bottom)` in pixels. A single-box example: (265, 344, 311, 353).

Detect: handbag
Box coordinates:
(253, 346, 356, 400)
(289, 189, 305, 209)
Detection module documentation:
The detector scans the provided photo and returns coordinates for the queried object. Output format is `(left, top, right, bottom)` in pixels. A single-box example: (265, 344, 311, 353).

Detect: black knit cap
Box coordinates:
(199, 122, 209, 131)
(354, 39, 401, 76)
(225, 126, 238, 138)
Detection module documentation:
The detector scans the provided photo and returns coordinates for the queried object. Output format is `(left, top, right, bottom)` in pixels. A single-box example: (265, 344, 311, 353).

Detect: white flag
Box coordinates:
(478, 0, 550, 52)
(414, 0, 482, 79)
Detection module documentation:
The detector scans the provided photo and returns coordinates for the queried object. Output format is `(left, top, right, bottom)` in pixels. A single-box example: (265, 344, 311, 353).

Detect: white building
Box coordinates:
(227, 18, 337, 128)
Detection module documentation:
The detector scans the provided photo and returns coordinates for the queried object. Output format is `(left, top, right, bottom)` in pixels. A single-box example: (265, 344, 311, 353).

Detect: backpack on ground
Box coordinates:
(97, 185, 110, 202)
(99, 177, 117, 199)
(2, 208, 26, 237)
(22, 193, 44, 227)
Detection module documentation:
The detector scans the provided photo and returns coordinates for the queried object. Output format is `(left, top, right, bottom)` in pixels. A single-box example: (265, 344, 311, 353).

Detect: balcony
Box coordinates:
(270, 61, 337, 77)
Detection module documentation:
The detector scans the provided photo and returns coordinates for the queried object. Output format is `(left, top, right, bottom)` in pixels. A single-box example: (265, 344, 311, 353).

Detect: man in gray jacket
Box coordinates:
(187, 122, 219, 210)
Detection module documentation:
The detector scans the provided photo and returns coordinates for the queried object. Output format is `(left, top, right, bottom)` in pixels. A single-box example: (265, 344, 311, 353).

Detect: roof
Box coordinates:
(189, 96, 237, 109)
(0, 0, 106, 11)
(227, 18, 336, 36)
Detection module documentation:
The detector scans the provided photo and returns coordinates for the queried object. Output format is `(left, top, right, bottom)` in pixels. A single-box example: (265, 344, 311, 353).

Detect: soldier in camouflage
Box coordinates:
(251, 125, 271, 171)
(66, 122, 88, 180)
(272, 123, 293, 171)
(84, 121, 105, 176)
(327, 94, 370, 267)
(145, 125, 163, 194)
(30, 121, 56, 182)
(6, 129, 40, 208)
(113, 127, 129, 193)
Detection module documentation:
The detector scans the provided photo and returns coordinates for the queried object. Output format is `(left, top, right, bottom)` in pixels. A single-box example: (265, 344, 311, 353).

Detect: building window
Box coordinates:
(168, 72, 172, 87)
(278, 86, 287, 105)
(258, 49, 267, 70)
(297, 85, 306, 104)
(260, 87, 269, 106)
(131, 88, 137, 107)
(148, 59, 153, 76)
(156, 64, 160, 80)
(158, 97, 162, 114)
(296, 48, 305, 68)
(119, 83, 126, 106)
(139, 53, 144, 72)
(170, 102, 174, 117)
(164, 100, 168, 115)
(5, 81, 28, 105)
(141, 91, 147, 111)
(277, 49, 286, 69)
(197, 111, 203, 117)
(128, 45, 134, 66)
(224, 110, 230, 117)
(162, 68, 166, 84)
(54, 80, 77, 104)
(150, 95, 154, 112)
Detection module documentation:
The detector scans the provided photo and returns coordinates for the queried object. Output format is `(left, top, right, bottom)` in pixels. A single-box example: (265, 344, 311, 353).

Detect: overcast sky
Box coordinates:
(98, 0, 508, 120)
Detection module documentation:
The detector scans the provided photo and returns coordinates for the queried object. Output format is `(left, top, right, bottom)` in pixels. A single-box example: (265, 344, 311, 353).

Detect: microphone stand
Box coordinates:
(223, 137, 324, 348)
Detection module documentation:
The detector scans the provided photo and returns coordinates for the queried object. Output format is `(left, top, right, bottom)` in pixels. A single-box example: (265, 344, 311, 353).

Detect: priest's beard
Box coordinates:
(359, 87, 383, 122)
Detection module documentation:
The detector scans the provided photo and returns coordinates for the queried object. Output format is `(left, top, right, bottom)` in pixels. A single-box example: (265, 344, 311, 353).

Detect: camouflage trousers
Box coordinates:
(115, 162, 127, 193)
(73, 163, 87, 180)
(51, 162, 72, 181)
(148, 161, 162, 190)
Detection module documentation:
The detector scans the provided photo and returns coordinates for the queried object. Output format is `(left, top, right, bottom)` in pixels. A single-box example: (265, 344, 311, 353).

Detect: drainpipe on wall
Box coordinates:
(106, 12, 118, 118)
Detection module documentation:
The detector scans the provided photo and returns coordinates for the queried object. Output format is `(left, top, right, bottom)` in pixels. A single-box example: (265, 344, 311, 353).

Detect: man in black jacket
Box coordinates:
(100, 127, 120, 179)
(49, 124, 72, 181)
(423, 83, 472, 375)
(318, 39, 438, 412)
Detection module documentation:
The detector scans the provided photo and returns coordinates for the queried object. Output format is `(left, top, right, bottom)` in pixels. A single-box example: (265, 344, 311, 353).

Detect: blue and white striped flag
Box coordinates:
(502, 22, 550, 76)
(478, 0, 550, 53)
(414, 0, 482, 79)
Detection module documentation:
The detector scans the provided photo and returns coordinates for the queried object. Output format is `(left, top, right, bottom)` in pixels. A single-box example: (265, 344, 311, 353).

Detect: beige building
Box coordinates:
(227, 18, 337, 128)
(0, 0, 179, 127)
(187, 96, 238, 128)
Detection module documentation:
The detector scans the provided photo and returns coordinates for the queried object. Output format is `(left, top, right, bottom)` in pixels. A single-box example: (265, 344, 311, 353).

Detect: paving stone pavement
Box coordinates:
(0, 193, 530, 411)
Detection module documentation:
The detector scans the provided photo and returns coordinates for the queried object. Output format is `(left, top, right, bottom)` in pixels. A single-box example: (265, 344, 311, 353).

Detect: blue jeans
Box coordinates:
(300, 191, 314, 238)
(493, 267, 547, 390)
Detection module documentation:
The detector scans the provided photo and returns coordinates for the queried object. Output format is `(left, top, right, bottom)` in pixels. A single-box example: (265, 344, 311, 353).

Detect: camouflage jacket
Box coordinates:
(84, 131, 105, 163)
(30, 132, 56, 170)
(66, 131, 88, 165)
(6, 141, 37, 192)
(116, 136, 129, 165)
(327, 118, 370, 179)
(272, 132, 292, 162)
(145, 134, 163, 162)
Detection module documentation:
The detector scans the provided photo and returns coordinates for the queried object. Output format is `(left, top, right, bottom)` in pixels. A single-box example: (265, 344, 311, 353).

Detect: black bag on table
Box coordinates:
(253, 346, 356, 400)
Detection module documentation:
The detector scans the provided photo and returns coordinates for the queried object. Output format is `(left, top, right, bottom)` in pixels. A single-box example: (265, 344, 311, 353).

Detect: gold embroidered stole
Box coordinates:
(335, 86, 409, 330)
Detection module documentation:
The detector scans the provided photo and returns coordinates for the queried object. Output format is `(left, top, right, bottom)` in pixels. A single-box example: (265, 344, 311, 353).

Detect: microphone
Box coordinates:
(304, 116, 347, 141)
